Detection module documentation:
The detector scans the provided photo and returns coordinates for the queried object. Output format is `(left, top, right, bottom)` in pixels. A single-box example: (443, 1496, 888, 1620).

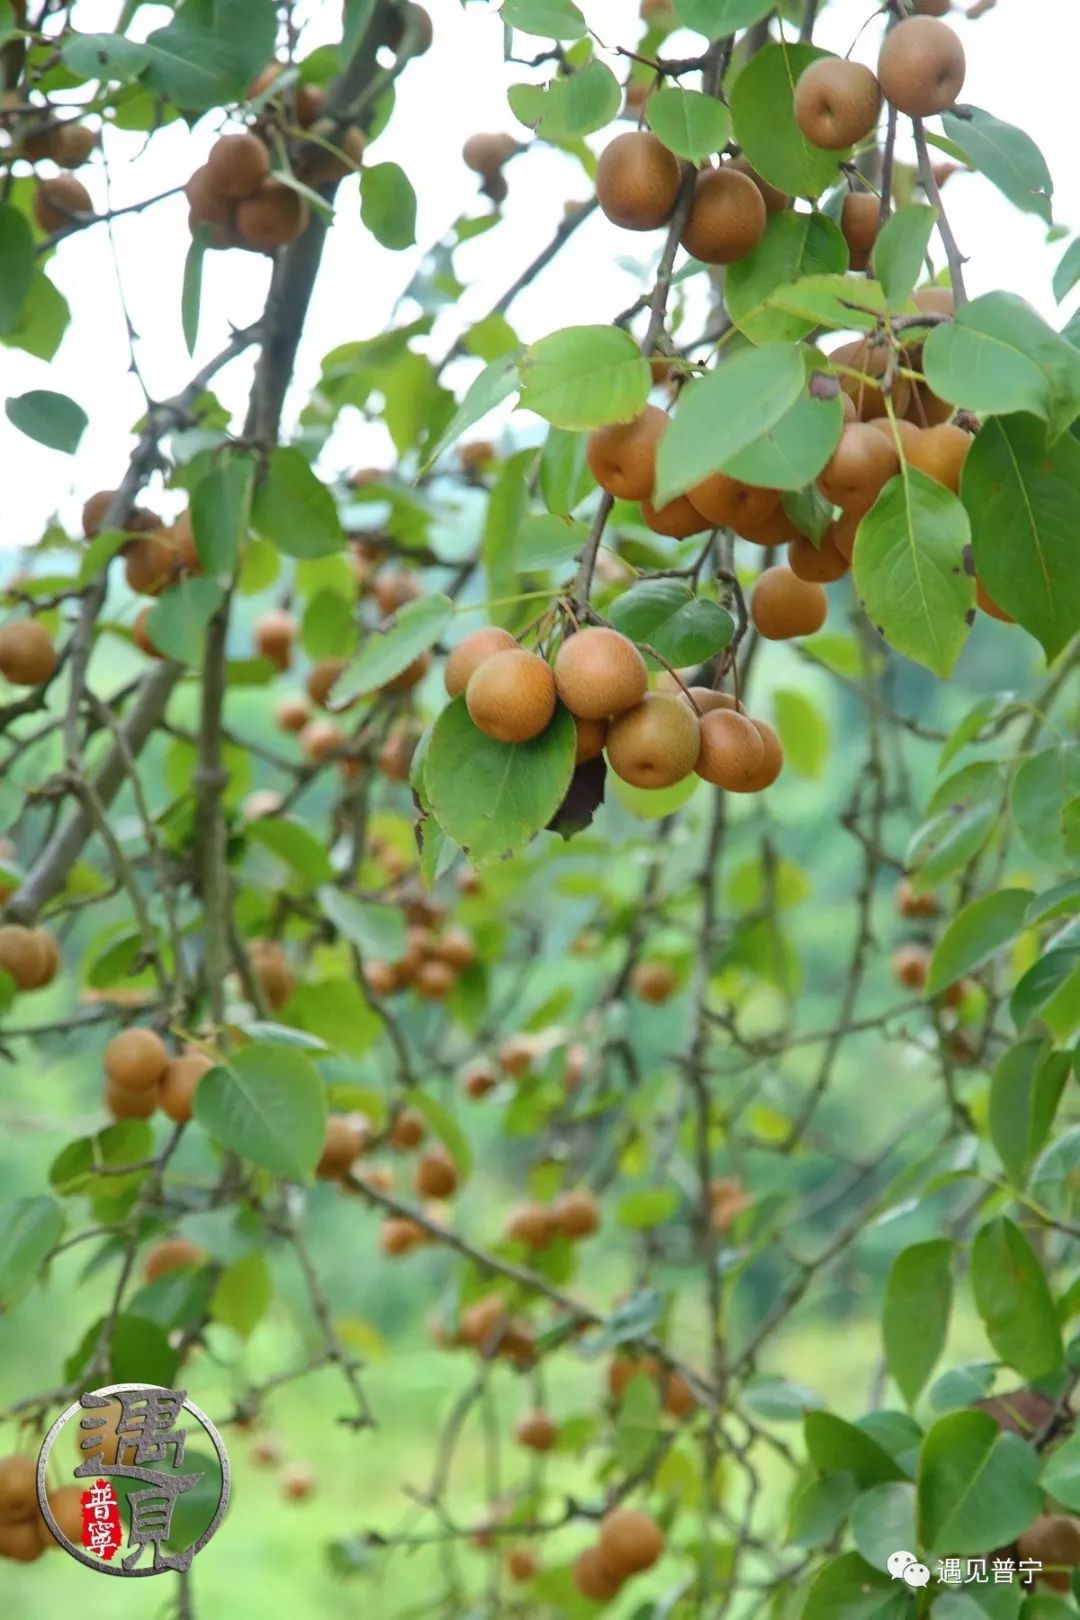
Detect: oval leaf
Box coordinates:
(334, 593, 452, 701)
(970, 1215, 1063, 1380)
(5, 388, 87, 453)
(193, 1042, 327, 1181)
(655, 343, 806, 503)
(883, 1240, 953, 1409)
(424, 697, 576, 867)
(645, 87, 730, 162)
(926, 888, 1033, 998)
(918, 1409, 1043, 1557)
(252, 448, 344, 559)
(609, 580, 733, 666)
(519, 325, 650, 431)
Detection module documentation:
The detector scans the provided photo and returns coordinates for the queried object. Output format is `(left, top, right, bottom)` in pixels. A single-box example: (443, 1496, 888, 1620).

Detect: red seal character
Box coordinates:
(81, 1479, 121, 1562)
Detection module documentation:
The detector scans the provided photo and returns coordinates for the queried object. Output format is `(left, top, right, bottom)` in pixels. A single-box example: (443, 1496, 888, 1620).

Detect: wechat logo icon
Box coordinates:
(888, 1550, 931, 1588)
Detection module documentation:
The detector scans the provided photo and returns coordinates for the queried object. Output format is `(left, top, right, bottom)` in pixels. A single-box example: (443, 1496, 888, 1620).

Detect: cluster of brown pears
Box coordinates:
(793, 14, 967, 272)
(0, 1454, 82, 1564)
(451, 623, 784, 797)
(21, 117, 97, 236)
(362, 917, 476, 1002)
(101, 1027, 214, 1124)
(596, 127, 769, 267)
(185, 63, 368, 254)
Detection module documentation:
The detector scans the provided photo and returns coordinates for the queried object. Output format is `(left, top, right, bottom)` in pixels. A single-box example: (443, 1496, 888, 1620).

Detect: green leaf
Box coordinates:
(616, 1187, 680, 1229)
(1028, 878, 1080, 928)
(5, 267, 69, 361)
(1053, 239, 1080, 304)
(540, 426, 594, 516)
(925, 889, 1033, 998)
(853, 470, 973, 679)
(723, 391, 844, 491)
(181, 224, 209, 355)
(971, 1217, 1062, 1380)
(1011, 749, 1080, 865)
(317, 885, 407, 961)
(5, 388, 87, 452)
(873, 205, 938, 307)
(644, 87, 731, 162)
(519, 325, 650, 431)
(804, 1412, 906, 1489)
(145, 577, 224, 665)
(62, 31, 149, 85)
(614, 1371, 662, 1473)
(248, 818, 335, 885)
(726, 211, 848, 344)
(108, 1314, 181, 1386)
(768, 273, 891, 333)
(851, 1482, 918, 1574)
(988, 1039, 1070, 1188)
(421, 354, 519, 472)
(252, 447, 344, 559)
(771, 689, 828, 780)
(883, 1240, 953, 1408)
(508, 58, 620, 141)
(500, 0, 586, 39)
(0, 204, 36, 336)
(654, 344, 806, 502)
(50, 1121, 153, 1197)
(801, 1553, 910, 1620)
(918, 1410, 1043, 1557)
(191, 455, 254, 575)
(333, 594, 451, 701)
(1041, 1432, 1080, 1513)
(0, 1196, 64, 1310)
(1011, 945, 1080, 1032)
(788, 1473, 859, 1548)
(210, 1250, 271, 1339)
(608, 580, 733, 666)
(481, 451, 530, 628)
(424, 697, 576, 867)
(301, 588, 355, 659)
(924, 295, 1080, 437)
(612, 772, 700, 820)
(674, 0, 774, 35)
(730, 43, 846, 199)
(142, 24, 248, 110)
(360, 162, 417, 250)
(962, 413, 1080, 663)
(193, 1043, 327, 1181)
(943, 107, 1053, 225)
(517, 512, 588, 570)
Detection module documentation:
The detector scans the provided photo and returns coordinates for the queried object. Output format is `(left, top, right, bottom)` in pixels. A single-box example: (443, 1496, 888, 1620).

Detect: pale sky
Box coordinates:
(3, 0, 1075, 549)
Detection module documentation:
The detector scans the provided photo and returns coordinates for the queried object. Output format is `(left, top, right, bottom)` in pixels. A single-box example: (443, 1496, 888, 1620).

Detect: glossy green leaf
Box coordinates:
(801, 1553, 909, 1620)
(145, 577, 224, 665)
(674, 0, 774, 34)
(943, 106, 1053, 225)
(1011, 942, 1080, 1031)
(361, 162, 417, 250)
(925, 889, 1032, 998)
(193, 1043, 327, 1181)
(422, 354, 519, 472)
(768, 273, 890, 333)
(918, 1409, 1043, 1556)
(963, 413, 1080, 662)
(873, 205, 938, 307)
(726, 211, 848, 344)
(772, 689, 828, 780)
(252, 447, 344, 559)
(804, 1412, 906, 1488)
(988, 1039, 1070, 1188)
(645, 86, 730, 162)
(508, 59, 620, 141)
(883, 1240, 953, 1408)
(924, 295, 1080, 437)
(248, 819, 335, 885)
(5, 388, 87, 453)
(0, 1196, 64, 1310)
(971, 1216, 1062, 1380)
(191, 455, 254, 575)
(655, 344, 806, 502)
(317, 885, 408, 961)
(500, 0, 585, 38)
(519, 325, 650, 431)
(723, 391, 844, 491)
(424, 697, 576, 866)
(539, 426, 594, 516)
(1011, 748, 1080, 865)
(210, 1250, 271, 1339)
(481, 451, 530, 629)
(730, 44, 846, 198)
(0, 204, 36, 335)
(333, 593, 452, 701)
(853, 470, 973, 678)
(851, 1482, 918, 1574)
(609, 580, 733, 666)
